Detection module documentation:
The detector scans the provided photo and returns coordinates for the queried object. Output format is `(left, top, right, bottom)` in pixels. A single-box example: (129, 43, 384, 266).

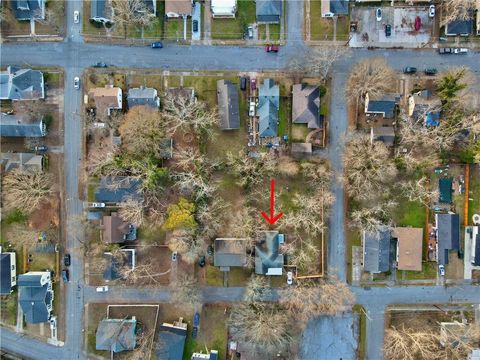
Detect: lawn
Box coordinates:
(228, 267, 252, 286)
(206, 265, 224, 286)
(352, 305, 366, 360)
(258, 24, 281, 41)
(392, 198, 425, 229)
(336, 16, 350, 41)
(29, 252, 56, 272)
(403, 262, 437, 280)
(83, 0, 107, 36)
(164, 17, 192, 41)
(0, 291, 18, 327)
(468, 165, 480, 224)
(309, 0, 333, 40)
(35, 0, 65, 35)
(211, 0, 256, 40)
(278, 97, 290, 138)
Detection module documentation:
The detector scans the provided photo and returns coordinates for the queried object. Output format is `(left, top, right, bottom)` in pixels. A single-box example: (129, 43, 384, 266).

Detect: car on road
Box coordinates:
(376, 8, 382, 22)
(429, 5, 435, 17)
(93, 62, 108, 68)
(453, 48, 468, 54)
(171, 251, 177, 261)
(414, 16, 421, 31)
(74, 76, 80, 89)
(438, 47, 452, 54)
(247, 26, 254, 39)
(74, 11, 79, 24)
(64, 254, 71, 267)
(151, 41, 163, 49)
(424, 68, 437, 75)
(249, 101, 256, 117)
(193, 20, 198, 32)
(287, 271, 293, 285)
(438, 264, 445, 276)
(34, 145, 48, 153)
(198, 256, 206, 267)
(265, 44, 279, 53)
(62, 269, 69, 282)
(385, 24, 391, 37)
(96, 286, 109, 292)
(403, 67, 417, 74)
(91, 202, 105, 208)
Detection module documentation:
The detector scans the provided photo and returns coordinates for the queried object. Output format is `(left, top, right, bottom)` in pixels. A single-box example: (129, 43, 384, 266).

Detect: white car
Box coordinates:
(91, 202, 105, 208)
(287, 271, 293, 285)
(96, 286, 109, 292)
(74, 76, 80, 89)
(438, 265, 445, 276)
(376, 8, 382, 22)
(171, 251, 178, 261)
(249, 102, 256, 117)
(74, 11, 80, 24)
(453, 48, 468, 54)
(428, 5, 435, 18)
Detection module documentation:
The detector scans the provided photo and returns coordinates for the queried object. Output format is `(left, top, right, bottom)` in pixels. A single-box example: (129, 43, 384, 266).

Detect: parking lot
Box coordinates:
(350, 6, 433, 48)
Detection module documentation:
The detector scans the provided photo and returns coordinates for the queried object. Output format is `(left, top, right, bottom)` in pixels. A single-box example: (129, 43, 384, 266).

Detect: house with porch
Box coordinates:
(0, 66, 45, 100)
(256, 0, 282, 23)
(255, 231, 284, 275)
(211, 0, 236, 17)
(17, 271, 53, 324)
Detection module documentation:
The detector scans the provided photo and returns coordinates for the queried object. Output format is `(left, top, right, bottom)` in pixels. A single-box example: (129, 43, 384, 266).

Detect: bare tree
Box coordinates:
(86, 140, 119, 175)
(440, 0, 475, 27)
(226, 151, 277, 188)
(289, 47, 350, 79)
(300, 159, 333, 187)
(195, 197, 230, 239)
(169, 274, 202, 308)
(2, 169, 53, 214)
(350, 201, 396, 233)
(288, 236, 320, 274)
(166, 229, 204, 264)
(3, 224, 39, 249)
(277, 156, 300, 176)
(399, 178, 438, 207)
(170, 170, 217, 201)
(243, 276, 272, 303)
(111, 0, 156, 38)
(345, 58, 396, 105)
(118, 197, 145, 226)
(131, 328, 155, 360)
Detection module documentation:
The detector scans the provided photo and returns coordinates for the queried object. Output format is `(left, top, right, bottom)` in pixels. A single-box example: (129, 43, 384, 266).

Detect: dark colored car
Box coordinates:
(207, 245, 214, 256)
(62, 269, 69, 282)
(34, 145, 48, 153)
(265, 44, 279, 53)
(192, 326, 198, 339)
(64, 254, 71, 267)
(93, 62, 108, 68)
(414, 16, 421, 31)
(385, 24, 391, 37)
(403, 67, 417, 74)
(193, 20, 198, 32)
(240, 77, 247, 91)
(193, 312, 200, 327)
(424, 68, 437, 75)
(198, 256, 206, 267)
(151, 41, 163, 48)
(250, 78, 257, 91)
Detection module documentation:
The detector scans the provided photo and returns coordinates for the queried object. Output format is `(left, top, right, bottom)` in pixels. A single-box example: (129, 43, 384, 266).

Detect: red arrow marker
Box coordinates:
(261, 179, 283, 225)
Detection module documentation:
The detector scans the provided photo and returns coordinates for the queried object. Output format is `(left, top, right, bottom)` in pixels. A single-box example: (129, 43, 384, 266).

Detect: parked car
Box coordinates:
(438, 264, 445, 276)
(376, 8, 382, 22)
(287, 271, 293, 285)
(151, 41, 163, 49)
(240, 77, 247, 91)
(207, 245, 214, 256)
(250, 78, 257, 91)
(265, 44, 279, 53)
(64, 254, 71, 267)
(193, 312, 200, 327)
(74, 76, 80, 89)
(414, 16, 421, 31)
(96, 286, 109, 292)
(93, 62, 108, 68)
(62, 269, 69, 282)
(74, 11, 79, 24)
(192, 20, 198, 32)
(192, 326, 198, 339)
(247, 26, 254, 39)
(91, 202, 105, 208)
(34, 145, 48, 152)
(453, 48, 468, 54)
(249, 102, 256, 117)
(424, 68, 437, 75)
(403, 67, 417, 74)
(438, 47, 453, 54)
(171, 251, 177, 261)
(429, 5, 435, 17)
(385, 24, 391, 37)
(198, 256, 206, 267)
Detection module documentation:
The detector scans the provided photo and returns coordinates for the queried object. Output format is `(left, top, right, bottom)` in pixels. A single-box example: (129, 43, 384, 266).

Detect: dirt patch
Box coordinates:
(29, 197, 60, 231)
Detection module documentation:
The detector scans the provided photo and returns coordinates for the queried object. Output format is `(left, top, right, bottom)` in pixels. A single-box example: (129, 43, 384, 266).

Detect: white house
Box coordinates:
(211, 0, 237, 18)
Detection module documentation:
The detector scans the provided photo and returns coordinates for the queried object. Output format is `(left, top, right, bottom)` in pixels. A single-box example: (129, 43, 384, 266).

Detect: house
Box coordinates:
(470, 349, 480, 360)
(0, 247, 16, 296)
(217, 80, 240, 130)
(392, 227, 423, 271)
(214, 238, 247, 271)
(364, 93, 400, 119)
(95, 176, 144, 204)
(167, 87, 196, 100)
(165, 0, 192, 17)
(102, 213, 137, 244)
(127, 86, 160, 109)
(436, 213, 460, 266)
(439, 177, 453, 204)
(371, 126, 395, 146)
(362, 226, 393, 273)
(291, 142, 312, 155)
(0, 114, 46, 137)
(292, 84, 321, 129)
(445, 19, 473, 36)
(192, 350, 219, 360)
(90, 0, 113, 24)
(11, 0, 45, 20)
(17, 271, 53, 324)
(256, 0, 282, 23)
(103, 249, 136, 281)
(0, 66, 45, 100)
(88, 86, 123, 117)
(255, 231, 284, 275)
(211, 0, 236, 17)
(156, 318, 188, 360)
(470, 226, 480, 266)
(258, 79, 280, 138)
(96, 317, 137, 352)
(0, 152, 43, 172)
(321, 0, 349, 17)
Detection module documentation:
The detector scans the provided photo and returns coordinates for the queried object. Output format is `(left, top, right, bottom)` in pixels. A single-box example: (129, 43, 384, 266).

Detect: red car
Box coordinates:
(414, 16, 421, 31)
(265, 44, 279, 53)
(250, 78, 256, 91)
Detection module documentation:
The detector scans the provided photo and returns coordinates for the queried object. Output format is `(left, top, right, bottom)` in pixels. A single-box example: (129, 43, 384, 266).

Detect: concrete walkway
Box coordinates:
(203, 0, 212, 45)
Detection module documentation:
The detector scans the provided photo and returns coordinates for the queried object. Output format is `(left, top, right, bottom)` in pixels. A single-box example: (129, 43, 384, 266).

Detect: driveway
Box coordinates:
(192, 2, 201, 41)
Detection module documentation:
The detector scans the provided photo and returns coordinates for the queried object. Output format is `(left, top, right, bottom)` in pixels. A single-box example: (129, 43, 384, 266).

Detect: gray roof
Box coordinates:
(11, 0, 44, 20)
(96, 318, 137, 352)
(90, 0, 108, 20)
(214, 238, 247, 269)
(256, 0, 282, 23)
(445, 19, 473, 35)
(372, 127, 395, 146)
(473, 233, 480, 266)
(95, 176, 143, 203)
(156, 325, 187, 360)
(103, 250, 135, 281)
(127, 86, 160, 109)
(363, 227, 392, 273)
(217, 80, 240, 130)
(292, 84, 321, 129)
(255, 231, 284, 275)
(0, 66, 45, 100)
(0, 253, 14, 295)
(0, 114, 46, 137)
(18, 272, 52, 324)
(258, 79, 279, 138)
(1, 152, 43, 172)
(366, 93, 399, 118)
(330, 0, 349, 15)
(436, 213, 460, 266)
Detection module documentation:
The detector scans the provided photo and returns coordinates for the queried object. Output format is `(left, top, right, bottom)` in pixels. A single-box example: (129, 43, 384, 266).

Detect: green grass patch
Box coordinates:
(309, 1, 333, 40)
(228, 267, 252, 286)
(2, 209, 28, 225)
(278, 99, 289, 138)
(392, 198, 425, 228)
(336, 16, 350, 41)
(29, 252, 56, 272)
(468, 165, 480, 223)
(403, 261, 437, 280)
(164, 18, 191, 40)
(269, 23, 281, 41)
(35, 0, 65, 35)
(211, 0, 255, 39)
(206, 265, 223, 286)
(352, 304, 366, 360)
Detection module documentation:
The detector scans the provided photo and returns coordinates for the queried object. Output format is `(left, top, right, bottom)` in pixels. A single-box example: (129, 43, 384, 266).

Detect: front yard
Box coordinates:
(211, 0, 256, 40)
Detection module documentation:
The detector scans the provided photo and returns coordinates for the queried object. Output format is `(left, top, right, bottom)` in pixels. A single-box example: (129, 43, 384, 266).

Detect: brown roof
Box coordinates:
(291, 142, 312, 153)
(393, 227, 423, 271)
(292, 84, 321, 129)
(88, 86, 122, 116)
(165, 0, 192, 16)
(103, 212, 130, 244)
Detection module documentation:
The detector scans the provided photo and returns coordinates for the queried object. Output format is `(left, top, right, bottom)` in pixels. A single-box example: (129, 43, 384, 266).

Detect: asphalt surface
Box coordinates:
(1, 2, 480, 359)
